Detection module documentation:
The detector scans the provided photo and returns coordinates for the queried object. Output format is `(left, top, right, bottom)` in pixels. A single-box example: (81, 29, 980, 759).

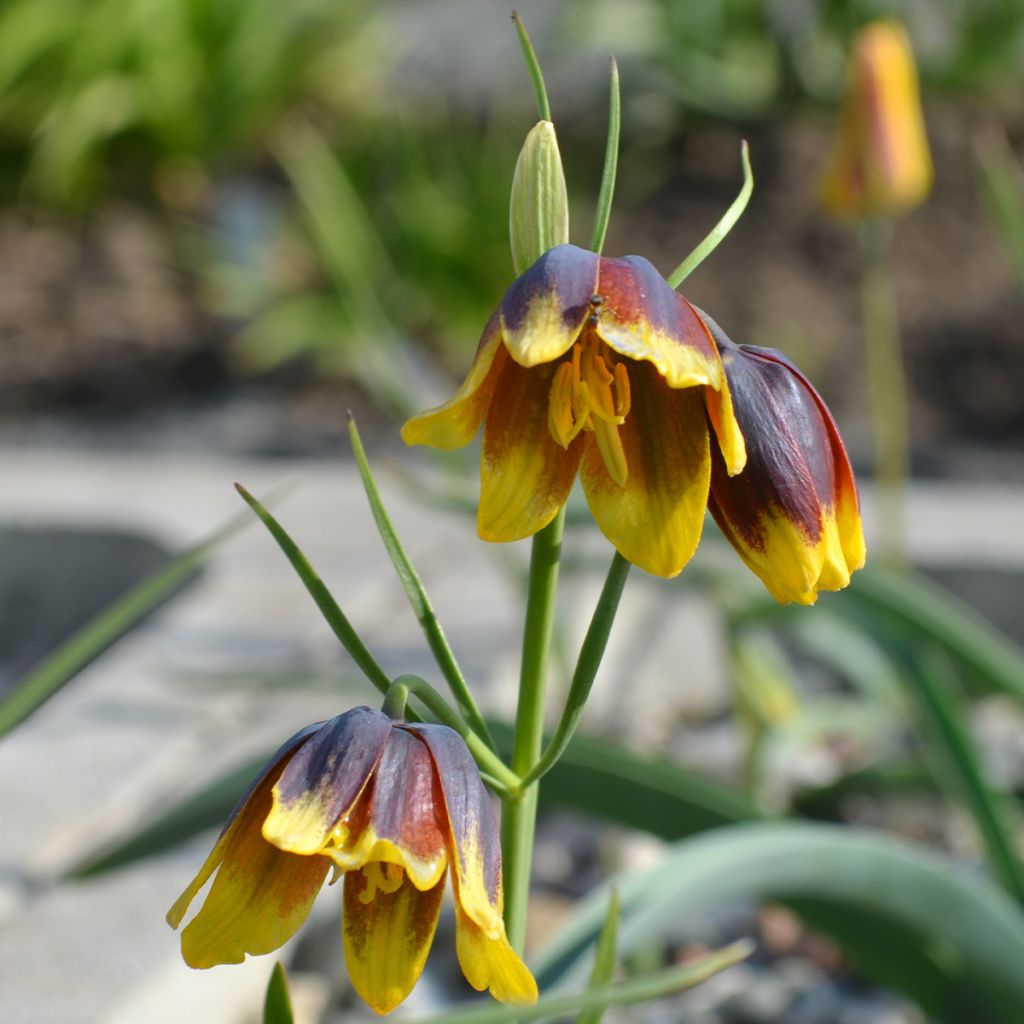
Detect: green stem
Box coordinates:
(512, 11, 551, 122)
(392, 675, 520, 794)
(858, 218, 908, 562)
(520, 552, 631, 788)
(501, 509, 565, 951)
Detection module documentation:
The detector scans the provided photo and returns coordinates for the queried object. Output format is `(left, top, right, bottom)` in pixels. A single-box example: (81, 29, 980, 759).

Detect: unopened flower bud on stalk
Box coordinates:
(818, 19, 932, 219)
(509, 120, 569, 273)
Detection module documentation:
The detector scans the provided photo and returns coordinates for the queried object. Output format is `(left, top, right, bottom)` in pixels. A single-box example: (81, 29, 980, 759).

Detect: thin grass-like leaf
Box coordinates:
(589, 56, 620, 255)
(234, 483, 392, 697)
(347, 416, 494, 749)
(845, 565, 1024, 705)
(412, 941, 750, 1024)
(900, 646, 1024, 902)
(578, 889, 620, 1024)
(667, 140, 753, 287)
(263, 962, 294, 1024)
(0, 501, 254, 738)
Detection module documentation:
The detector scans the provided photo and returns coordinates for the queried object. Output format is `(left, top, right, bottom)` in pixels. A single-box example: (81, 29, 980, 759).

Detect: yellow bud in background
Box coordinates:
(818, 20, 933, 219)
(509, 120, 569, 274)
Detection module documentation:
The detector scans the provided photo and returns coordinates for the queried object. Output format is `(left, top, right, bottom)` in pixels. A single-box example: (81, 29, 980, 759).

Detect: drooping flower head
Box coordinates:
(167, 707, 537, 1015)
(403, 243, 746, 578)
(698, 311, 866, 604)
(818, 19, 932, 219)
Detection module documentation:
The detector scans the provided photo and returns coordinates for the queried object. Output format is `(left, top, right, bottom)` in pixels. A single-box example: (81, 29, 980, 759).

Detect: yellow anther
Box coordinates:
(546, 338, 630, 487)
(548, 361, 577, 448)
(614, 362, 631, 418)
(594, 419, 629, 487)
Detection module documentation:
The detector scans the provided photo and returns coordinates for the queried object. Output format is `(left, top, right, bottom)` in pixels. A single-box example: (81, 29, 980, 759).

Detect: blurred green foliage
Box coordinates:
(0, 0, 1021, 405)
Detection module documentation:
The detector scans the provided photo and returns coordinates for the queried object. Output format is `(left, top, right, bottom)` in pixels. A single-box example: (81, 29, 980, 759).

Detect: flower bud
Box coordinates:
(818, 20, 932, 219)
(509, 120, 569, 274)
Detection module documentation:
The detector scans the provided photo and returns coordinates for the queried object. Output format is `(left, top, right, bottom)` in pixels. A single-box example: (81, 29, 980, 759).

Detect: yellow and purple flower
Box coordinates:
(699, 312, 866, 605)
(402, 243, 746, 578)
(167, 706, 537, 1014)
(818, 19, 932, 219)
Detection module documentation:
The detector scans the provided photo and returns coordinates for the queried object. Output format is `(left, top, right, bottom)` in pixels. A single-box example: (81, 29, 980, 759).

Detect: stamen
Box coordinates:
(548, 361, 577, 448)
(594, 419, 629, 487)
(545, 338, 631, 486)
(614, 362, 631, 417)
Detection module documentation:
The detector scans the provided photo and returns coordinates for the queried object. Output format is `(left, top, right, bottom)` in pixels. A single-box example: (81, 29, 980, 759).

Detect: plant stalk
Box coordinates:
(501, 508, 565, 951)
(859, 218, 907, 562)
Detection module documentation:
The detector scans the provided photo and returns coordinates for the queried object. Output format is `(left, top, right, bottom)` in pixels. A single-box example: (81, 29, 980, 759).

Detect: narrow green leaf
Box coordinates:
(69, 754, 264, 878)
(536, 822, 1024, 1023)
(347, 416, 494, 750)
(0, 500, 255, 738)
(976, 130, 1024, 291)
(589, 56, 620, 256)
(578, 889, 620, 1024)
(412, 941, 751, 1024)
(234, 483, 392, 698)
(900, 646, 1024, 902)
(263, 962, 295, 1024)
(667, 140, 753, 288)
(521, 552, 631, 788)
(511, 10, 551, 122)
(844, 565, 1024, 706)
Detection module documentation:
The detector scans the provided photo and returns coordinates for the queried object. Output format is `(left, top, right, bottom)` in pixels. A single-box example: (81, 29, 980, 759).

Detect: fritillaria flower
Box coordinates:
(818, 19, 932, 219)
(699, 312, 866, 605)
(402, 243, 746, 578)
(167, 706, 536, 1014)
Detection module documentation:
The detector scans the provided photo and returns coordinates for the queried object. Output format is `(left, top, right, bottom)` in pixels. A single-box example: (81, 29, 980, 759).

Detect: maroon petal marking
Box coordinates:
(273, 706, 393, 833)
(405, 724, 504, 924)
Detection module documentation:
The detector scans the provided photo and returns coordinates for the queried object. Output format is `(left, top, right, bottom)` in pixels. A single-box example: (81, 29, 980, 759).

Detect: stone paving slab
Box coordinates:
(3, 444, 1024, 1023)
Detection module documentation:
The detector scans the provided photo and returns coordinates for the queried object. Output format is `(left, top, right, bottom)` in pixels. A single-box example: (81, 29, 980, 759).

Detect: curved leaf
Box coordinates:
(536, 822, 1024, 1024)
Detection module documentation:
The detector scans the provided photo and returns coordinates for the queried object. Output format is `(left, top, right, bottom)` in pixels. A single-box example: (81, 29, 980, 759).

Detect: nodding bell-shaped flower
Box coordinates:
(818, 19, 932, 219)
(699, 312, 866, 605)
(402, 243, 747, 578)
(167, 706, 537, 1015)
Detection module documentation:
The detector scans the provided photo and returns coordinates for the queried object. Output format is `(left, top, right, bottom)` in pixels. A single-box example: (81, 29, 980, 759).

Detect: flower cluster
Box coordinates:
(403, 243, 864, 603)
(167, 707, 536, 1015)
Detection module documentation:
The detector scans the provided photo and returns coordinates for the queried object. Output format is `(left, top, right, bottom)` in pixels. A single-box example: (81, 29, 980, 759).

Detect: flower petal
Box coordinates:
(167, 721, 322, 930)
(478, 357, 582, 541)
(707, 342, 865, 604)
(264, 707, 393, 856)
(581, 363, 711, 578)
(454, 902, 538, 1005)
(407, 725, 504, 936)
(595, 256, 723, 389)
(691, 307, 746, 475)
(499, 244, 598, 367)
(401, 311, 507, 450)
(328, 729, 448, 891)
(343, 867, 445, 1014)
(176, 767, 329, 968)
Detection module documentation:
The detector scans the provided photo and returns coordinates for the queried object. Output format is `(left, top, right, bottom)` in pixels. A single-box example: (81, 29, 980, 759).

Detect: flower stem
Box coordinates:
(521, 552, 630, 788)
(859, 218, 908, 562)
(501, 508, 565, 952)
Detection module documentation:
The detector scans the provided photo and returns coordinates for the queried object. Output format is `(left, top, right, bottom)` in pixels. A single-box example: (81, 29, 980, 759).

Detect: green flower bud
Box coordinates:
(509, 120, 569, 274)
